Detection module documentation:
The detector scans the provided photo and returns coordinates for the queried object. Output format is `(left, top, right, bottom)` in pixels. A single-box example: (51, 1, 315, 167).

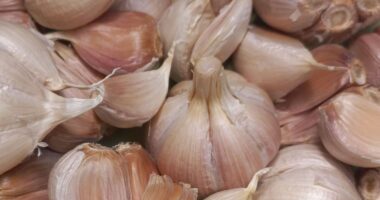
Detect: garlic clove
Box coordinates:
(319, 86, 380, 167)
(354, 0, 380, 24)
(191, 0, 252, 64)
(13, 190, 49, 200)
(233, 26, 336, 100)
(0, 0, 24, 11)
(210, 0, 232, 14)
(95, 46, 174, 128)
(254, 0, 331, 33)
(358, 168, 380, 200)
(25, 0, 114, 30)
(0, 11, 35, 28)
(47, 11, 162, 76)
(147, 56, 280, 197)
(141, 174, 198, 200)
(112, 0, 172, 20)
(0, 149, 60, 199)
(158, 0, 215, 81)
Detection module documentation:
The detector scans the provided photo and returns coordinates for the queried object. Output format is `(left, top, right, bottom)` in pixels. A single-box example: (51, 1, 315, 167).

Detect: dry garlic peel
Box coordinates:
(0, 11, 35, 28)
(147, 57, 280, 197)
(319, 86, 380, 167)
(358, 168, 380, 200)
(25, 0, 114, 30)
(112, 0, 172, 20)
(95, 47, 174, 128)
(158, 0, 215, 81)
(0, 51, 102, 175)
(191, 0, 252, 64)
(0, 0, 24, 11)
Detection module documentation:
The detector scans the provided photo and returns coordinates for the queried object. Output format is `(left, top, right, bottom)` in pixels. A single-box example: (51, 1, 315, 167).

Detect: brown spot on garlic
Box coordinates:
(358, 168, 380, 200)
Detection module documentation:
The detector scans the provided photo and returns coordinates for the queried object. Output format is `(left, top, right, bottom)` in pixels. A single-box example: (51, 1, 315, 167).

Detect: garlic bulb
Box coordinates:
(47, 11, 162, 76)
(210, 0, 232, 14)
(147, 57, 280, 197)
(0, 0, 24, 11)
(0, 149, 60, 199)
(95, 47, 174, 128)
(358, 168, 380, 200)
(0, 51, 103, 175)
(254, 0, 331, 33)
(233, 26, 336, 100)
(44, 43, 105, 153)
(191, 0, 252, 64)
(25, 0, 114, 30)
(49, 143, 157, 200)
(350, 33, 380, 87)
(319, 86, 380, 167)
(112, 0, 172, 20)
(276, 44, 366, 117)
(253, 144, 361, 200)
(158, 0, 214, 81)
(142, 174, 197, 200)
(0, 11, 35, 28)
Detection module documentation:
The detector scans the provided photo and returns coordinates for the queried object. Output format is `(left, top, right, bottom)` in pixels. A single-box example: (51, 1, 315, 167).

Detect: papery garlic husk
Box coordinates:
(112, 0, 172, 20)
(319, 86, 380, 167)
(254, 0, 331, 33)
(358, 168, 380, 200)
(191, 0, 252, 64)
(44, 42, 105, 153)
(0, 21, 65, 91)
(0, 51, 103, 175)
(0, 0, 24, 11)
(0, 11, 35, 28)
(252, 144, 361, 200)
(158, 0, 214, 81)
(14, 190, 49, 200)
(147, 57, 280, 197)
(49, 143, 157, 200)
(25, 0, 114, 30)
(276, 44, 366, 117)
(279, 109, 320, 146)
(350, 33, 380, 87)
(204, 168, 269, 200)
(0, 149, 60, 199)
(142, 174, 197, 200)
(210, 0, 232, 14)
(47, 11, 162, 76)
(233, 26, 336, 100)
(95, 47, 174, 128)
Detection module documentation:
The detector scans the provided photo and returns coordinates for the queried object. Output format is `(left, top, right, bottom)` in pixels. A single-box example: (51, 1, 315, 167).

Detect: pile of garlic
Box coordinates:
(1, 0, 380, 199)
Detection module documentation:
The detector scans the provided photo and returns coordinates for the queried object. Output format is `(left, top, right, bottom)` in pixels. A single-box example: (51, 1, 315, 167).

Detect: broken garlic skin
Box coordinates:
(147, 57, 280, 197)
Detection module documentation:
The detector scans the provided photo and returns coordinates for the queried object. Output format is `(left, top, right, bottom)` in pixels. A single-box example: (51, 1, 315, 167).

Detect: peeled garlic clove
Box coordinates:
(358, 168, 380, 200)
(254, 0, 331, 33)
(0, 0, 24, 11)
(233, 26, 334, 100)
(211, 0, 232, 14)
(45, 43, 105, 153)
(49, 143, 157, 200)
(158, 0, 215, 81)
(47, 11, 162, 76)
(350, 33, 380, 87)
(112, 0, 171, 20)
(147, 57, 280, 197)
(276, 44, 366, 117)
(25, 0, 114, 30)
(253, 144, 361, 200)
(142, 174, 197, 200)
(0, 149, 60, 199)
(191, 0, 252, 64)
(0, 51, 103, 175)
(95, 47, 174, 128)
(0, 11, 35, 28)
(319, 86, 380, 167)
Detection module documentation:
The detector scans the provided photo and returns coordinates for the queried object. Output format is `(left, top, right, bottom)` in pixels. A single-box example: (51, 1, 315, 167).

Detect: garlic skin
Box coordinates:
(358, 168, 380, 200)
(191, 0, 252, 64)
(112, 0, 172, 20)
(319, 86, 380, 167)
(0, 51, 103, 175)
(0, 11, 35, 28)
(0, 149, 60, 199)
(210, 0, 232, 14)
(254, 0, 331, 33)
(25, 0, 114, 30)
(147, 57, 280, 197)
(354, 0, 380, 27)
(158, 0, 215, 81)
(142, 174, 197, 200)
(0, 0, 24, 11)
(47, 11, 162, 76)
(233, 26, 334, 100)
(49, 143, 157, 200)
(95, 47, 174, 128)
(253, 144, 361, 200)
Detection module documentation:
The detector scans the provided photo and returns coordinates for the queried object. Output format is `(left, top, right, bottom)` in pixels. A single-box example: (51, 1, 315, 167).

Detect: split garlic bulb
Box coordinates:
(147, 57, 280, 197)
